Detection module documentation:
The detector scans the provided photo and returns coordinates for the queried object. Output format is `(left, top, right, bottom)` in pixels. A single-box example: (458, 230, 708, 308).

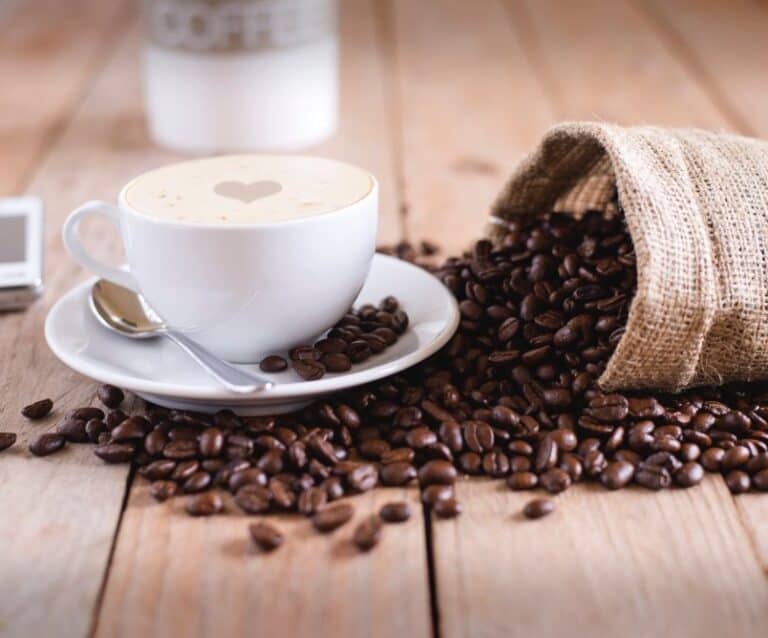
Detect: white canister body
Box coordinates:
(142, 0, 338, 153)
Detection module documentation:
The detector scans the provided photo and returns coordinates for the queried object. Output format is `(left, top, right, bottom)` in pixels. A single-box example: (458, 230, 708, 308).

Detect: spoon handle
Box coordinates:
(163, 330, 274, 394)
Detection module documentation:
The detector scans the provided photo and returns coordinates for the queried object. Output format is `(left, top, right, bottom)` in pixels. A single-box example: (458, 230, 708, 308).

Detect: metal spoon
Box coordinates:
(89, 279, 274, 394)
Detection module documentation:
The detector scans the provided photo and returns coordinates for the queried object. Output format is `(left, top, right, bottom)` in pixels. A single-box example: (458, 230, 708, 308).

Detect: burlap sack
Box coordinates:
(489, 122, 768, 393)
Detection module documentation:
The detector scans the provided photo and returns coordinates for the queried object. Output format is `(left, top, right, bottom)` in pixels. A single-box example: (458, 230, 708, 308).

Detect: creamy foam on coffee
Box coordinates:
(124, 155, 373, 224)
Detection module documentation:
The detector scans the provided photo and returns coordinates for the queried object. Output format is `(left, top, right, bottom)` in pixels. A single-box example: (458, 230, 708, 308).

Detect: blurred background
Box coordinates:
(1, 0, 766, 256)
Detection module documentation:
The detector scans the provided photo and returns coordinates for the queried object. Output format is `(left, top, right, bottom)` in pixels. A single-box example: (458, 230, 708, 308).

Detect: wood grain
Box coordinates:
(433, 479, 768, 638)
(506, 0, 732, 129)
(0, 0, 129, 195)
(637, 0, 768, 575)
(90, 2, 426, 636)
(425, 3, 768, 638)
(95, 484, 430, 638)
(387, 0, 555, 254)
(639, 0, 768, 136)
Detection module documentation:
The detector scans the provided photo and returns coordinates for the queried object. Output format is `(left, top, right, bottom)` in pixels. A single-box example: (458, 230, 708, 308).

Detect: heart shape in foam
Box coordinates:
(213, 180, 282, 204)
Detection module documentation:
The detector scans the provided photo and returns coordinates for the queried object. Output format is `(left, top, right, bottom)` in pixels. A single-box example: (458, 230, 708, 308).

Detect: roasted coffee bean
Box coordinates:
(235, 484, 272, 513)
(197, 427, 224, 458)
(260, 355, 288, 372)
(294, 360, 325, 380)
(725, 470, 751, 494)
(0, 432, 17, 453)
(97, 384, 124, 408)
(405, 427, 437, 449)
(172, 459, 200, 481)
(21, 398, 53, 419)
(347, 463, 378, 492)
(463, 421, 494, 453)
(270, 480, 297, 510)
(313, 503, 355, 532)
(380, 462, 417, 486)
(93, 442, 135, 463)
(635, 464, 671, 490)
(67, 407, 104, 422)
(701, 447, 725, 472)
(353, 515, 383, 551)
(600, 461, 635, 489)
(418, 460, 458, 486)
(523, 498, 555, 520)
(507, 471, 538, 490)
(675, 462, 704, 487)
(163, 439, 198, 460)
(29, 433, 66, 456)
(379, 501, 412, 523)
(298, 487, 327, 516)
(257, 449, 285, 475)
(482, 451, 510, 477)
(249, 521, 284, 552)
(721, 445, 750, 470)
(141, 459, 176, 480)
(186, 492, 224, 516)
(433, 498, 463, 519)
(150, 480, 177, 501)
(322, 353, 352, 373)
(112, 416, 151, 442)
(539, 468, 572, 494)
(458, 451, 483, 475)
(55, 417, 88, 443)
(290, 346, 321, 362)
(586, 394, 629, 422)
(535, 436, 558, 473)
(183, 471, 212, 493)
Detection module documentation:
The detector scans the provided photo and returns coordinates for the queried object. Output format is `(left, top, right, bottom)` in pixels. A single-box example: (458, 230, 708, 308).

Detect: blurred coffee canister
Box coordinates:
(142, 0, 338, 153)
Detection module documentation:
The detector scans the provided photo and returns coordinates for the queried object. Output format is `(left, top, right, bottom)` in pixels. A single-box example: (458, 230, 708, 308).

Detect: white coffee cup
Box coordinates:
(63, 155, 378, 363)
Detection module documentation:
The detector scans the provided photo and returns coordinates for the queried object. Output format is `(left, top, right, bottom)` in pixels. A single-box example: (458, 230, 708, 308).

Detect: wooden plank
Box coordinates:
(313, 0, 402, 245)
(637, 0, 768, 574)
(433, 478, 768, 638)
(0, 0, 129, 195)
(413, 2, 768, 637)
(388, 0, 555, 254)
(640, 0, 768, 136)
(507, 0, 732, 129)
(92, 2, 421, 635)
(95, 485, 430, 638)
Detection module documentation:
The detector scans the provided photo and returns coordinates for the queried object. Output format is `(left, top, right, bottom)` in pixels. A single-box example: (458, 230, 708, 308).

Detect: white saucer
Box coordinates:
(45, 254, 459, 414)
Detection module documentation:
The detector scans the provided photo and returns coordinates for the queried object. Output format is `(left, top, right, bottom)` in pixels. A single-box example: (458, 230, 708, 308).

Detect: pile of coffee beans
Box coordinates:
(260, 297, 409, 380)
(8, 206, 768, 552)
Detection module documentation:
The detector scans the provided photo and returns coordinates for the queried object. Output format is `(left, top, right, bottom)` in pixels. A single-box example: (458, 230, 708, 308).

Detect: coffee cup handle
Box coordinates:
(63, 201, 139, 293)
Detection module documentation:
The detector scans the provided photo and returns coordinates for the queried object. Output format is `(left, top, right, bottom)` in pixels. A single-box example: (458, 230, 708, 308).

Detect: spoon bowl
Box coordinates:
(90, 280, 273, 394)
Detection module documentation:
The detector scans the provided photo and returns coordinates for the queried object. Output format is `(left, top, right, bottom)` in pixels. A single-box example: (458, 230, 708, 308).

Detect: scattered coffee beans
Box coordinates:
(353, 515, 383, 551)
(29, 206, 768, 556)
(28, 433, 66, 456)
(379, 501, 412, 523)
(0, 432, 16, 452)
(312, 503, 355, 532)
(97, 384, 124, 408)
(523, 498, 555, 520)
(186, 491, 224, 516)
(249, 521, 284, 552)
(21, 398, 53, 420)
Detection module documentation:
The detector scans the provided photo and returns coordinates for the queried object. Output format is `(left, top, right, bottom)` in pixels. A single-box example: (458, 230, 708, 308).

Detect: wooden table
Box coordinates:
(2, 1, 768, 636)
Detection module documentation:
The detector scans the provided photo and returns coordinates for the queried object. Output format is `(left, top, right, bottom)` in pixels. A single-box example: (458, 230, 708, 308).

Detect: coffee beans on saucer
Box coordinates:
(260, 297, 409, 381)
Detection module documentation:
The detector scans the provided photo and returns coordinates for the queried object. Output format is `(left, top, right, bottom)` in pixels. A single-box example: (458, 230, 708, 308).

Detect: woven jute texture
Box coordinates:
(488, 122, 768, 393)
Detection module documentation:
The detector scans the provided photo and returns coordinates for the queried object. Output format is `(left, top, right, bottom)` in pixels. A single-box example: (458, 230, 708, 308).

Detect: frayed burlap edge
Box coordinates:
(488, 122, 768, 393)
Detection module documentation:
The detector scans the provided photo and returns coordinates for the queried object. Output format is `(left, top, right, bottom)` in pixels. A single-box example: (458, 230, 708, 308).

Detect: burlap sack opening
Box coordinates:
(488, 122, 768, 393)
